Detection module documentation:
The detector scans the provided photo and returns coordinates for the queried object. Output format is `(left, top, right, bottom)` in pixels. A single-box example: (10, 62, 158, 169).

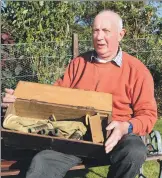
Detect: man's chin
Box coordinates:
(96, 51, 111, 59)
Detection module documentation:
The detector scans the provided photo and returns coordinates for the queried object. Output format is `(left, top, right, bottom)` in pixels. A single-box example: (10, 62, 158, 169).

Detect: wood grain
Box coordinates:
(14, 81, 112, 112)
(89, 115, 104, 143)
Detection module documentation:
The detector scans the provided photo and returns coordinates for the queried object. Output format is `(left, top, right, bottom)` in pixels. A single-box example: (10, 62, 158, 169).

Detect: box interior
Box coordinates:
(3, 99, 110, 143)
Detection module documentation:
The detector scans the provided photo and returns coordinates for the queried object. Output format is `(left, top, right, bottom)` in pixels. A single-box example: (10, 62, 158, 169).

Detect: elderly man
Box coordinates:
(2, 10, 157, 178)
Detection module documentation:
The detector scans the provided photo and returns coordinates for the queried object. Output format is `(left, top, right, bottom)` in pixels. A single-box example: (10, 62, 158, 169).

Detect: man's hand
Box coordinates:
(105, 121, 130, 153)
(1, 88, 16, 108)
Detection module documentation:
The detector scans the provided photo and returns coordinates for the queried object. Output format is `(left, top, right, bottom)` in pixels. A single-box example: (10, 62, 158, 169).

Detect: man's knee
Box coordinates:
(123, 135, 147, 163)
(26, 150, 82, 178)
(110, 134, 147, 165)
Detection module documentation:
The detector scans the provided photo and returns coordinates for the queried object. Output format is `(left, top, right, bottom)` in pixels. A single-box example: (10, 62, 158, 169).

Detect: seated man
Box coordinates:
(2, 10, 157, 178)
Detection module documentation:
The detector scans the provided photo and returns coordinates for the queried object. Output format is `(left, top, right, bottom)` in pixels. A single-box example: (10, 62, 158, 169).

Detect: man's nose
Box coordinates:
(96, 31, 104, 40)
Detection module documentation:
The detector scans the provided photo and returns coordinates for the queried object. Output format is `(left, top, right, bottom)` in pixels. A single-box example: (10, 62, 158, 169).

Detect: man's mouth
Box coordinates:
(97, 44, 106, 48)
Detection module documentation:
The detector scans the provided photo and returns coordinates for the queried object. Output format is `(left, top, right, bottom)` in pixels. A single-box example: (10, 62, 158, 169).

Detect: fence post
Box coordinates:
(72, 33, 79, 58)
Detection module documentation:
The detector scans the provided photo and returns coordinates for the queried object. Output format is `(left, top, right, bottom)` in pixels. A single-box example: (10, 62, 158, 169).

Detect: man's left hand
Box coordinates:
(105, 121, 130, 153)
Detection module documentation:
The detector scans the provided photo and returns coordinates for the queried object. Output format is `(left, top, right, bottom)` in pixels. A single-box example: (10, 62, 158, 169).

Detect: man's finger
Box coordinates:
(106, 121, 117, 131)
(1, 103, 9, 108)
(3, 97, 16, 103)
(105, 140, 117, 153)
(5, 88, 14, 95)
(105, 129, 119, 146)
(5, 93, 16, 99)
(105, 147, 113, 154)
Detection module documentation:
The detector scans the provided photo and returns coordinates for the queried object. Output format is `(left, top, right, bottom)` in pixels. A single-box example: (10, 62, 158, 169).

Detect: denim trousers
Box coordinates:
(26, 134, 147, 178)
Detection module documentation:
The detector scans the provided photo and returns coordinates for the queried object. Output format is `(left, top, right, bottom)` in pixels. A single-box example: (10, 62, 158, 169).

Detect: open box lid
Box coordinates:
(14, 81, 112, 114)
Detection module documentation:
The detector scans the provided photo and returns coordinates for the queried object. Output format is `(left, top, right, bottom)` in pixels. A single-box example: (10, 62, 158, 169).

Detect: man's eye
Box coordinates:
(103, 30, 110, 33)
(93, 29, 98, 32)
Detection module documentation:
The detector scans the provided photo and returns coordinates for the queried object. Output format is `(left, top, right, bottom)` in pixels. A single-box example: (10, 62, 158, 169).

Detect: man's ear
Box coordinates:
(118, 29, 126, 42)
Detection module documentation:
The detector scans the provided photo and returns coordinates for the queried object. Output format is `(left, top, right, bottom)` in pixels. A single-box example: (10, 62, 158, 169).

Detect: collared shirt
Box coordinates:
(91, 48, 122, 67)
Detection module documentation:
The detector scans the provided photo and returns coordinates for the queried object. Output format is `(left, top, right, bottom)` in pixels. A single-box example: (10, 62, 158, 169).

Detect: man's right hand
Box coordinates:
(1, 89, 16, 108)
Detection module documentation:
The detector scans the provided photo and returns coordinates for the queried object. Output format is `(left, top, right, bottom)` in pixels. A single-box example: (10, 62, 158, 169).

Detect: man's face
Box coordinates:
(92, 14, 124, 60)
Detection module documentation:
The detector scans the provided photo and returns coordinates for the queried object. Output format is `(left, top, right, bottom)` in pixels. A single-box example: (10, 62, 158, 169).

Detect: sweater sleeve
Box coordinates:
(129, 70, 157, 135)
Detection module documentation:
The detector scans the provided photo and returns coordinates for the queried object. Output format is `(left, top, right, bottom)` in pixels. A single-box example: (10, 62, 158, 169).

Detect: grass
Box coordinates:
(66, 119, 162, 178)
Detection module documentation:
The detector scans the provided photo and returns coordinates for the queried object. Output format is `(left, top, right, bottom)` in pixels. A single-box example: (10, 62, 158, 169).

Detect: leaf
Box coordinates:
(1, 33, 9, 40)
(39, 1, 44, 7)
(22, 9, 28, 14)
(12, 20, 16, 24)
(39, 23, 43, 32)
(15, 64, 23, 75)
(19, 55, 25, 60)
(66, 23, 69, 33)
(2, 69, 12, 78)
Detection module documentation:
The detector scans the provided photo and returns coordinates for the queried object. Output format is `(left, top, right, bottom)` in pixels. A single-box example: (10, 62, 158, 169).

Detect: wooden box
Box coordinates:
(2, 81, 112, 159)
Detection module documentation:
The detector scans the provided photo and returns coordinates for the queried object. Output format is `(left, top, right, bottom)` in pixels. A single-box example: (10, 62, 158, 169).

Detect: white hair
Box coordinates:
(97, 10, 123, 31)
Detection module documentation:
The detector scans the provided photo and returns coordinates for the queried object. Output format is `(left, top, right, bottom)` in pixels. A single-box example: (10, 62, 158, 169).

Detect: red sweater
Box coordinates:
(54, 51, 157, 135)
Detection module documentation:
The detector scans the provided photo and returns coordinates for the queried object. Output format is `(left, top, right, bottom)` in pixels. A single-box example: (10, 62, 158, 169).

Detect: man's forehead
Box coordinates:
(93, 13, 119, 29)
(93, 18, 113, 29)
